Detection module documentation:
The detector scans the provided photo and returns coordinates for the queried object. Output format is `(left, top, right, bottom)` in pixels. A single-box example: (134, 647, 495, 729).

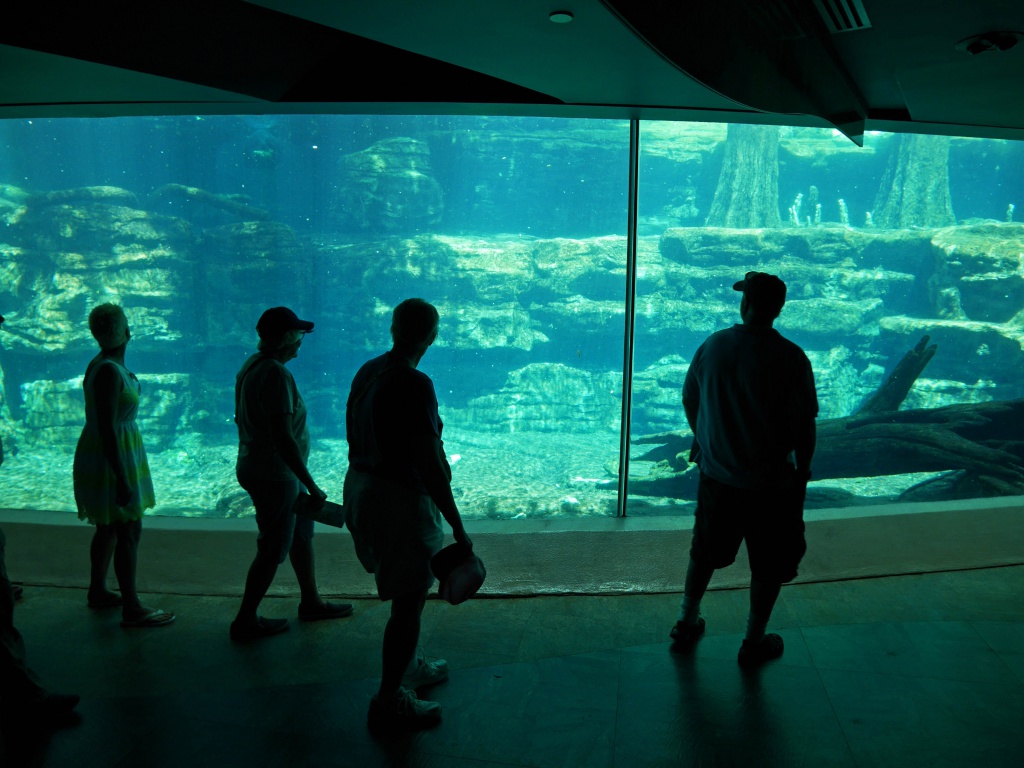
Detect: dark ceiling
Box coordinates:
(2, 0, 1024, 144)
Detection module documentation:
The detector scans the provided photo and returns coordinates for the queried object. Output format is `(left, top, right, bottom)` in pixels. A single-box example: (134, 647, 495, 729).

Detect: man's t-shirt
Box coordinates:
(346, 352, 443, 495)
(235, 353, 310, 479)
(683, 324, 818, 490)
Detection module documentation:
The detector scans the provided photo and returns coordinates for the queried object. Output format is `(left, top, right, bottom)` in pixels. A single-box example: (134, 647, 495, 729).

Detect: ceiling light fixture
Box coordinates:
(549, 11, 574, 24)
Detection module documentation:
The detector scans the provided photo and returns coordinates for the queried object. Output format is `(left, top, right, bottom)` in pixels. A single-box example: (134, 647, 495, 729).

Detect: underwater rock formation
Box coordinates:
(928, 222, 1024, 322)
(462, 363, 620, 434)
(630, 355, 690, 433)
(442, 302, 549, 352)
(786, 297, 885, 337)
(197, 220, 311, 344)
(878, 314, 1024, 382)
(0, 354, 16, 455)
(900, 378, 997, 411)
(335, 137, 444, 233)
(636, 123, 725, 229)
(329, 234, 628, 353)
(325, 235, 548, 352)
(654, 227, 919, 346)
(19, 378, 83, 450)
(804, 346, 885, 419)
(18, 373, 193, 453)
(2, 190, 194, 353)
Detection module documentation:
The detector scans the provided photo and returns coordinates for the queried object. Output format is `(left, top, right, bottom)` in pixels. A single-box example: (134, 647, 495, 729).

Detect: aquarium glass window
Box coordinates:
(0, 115, 630, 520)
(627, 121, 1024, 516)
(2, 115, 1022, 523)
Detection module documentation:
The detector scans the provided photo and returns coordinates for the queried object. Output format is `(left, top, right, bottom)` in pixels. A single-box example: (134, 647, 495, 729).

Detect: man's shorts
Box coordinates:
(343, 468, 444, 602)
(689, 472, 807, 583)
(236, 463, 314, 565)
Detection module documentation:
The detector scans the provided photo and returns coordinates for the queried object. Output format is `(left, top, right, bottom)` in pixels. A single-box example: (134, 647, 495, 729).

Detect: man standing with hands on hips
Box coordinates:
(671, 272, 817, 668)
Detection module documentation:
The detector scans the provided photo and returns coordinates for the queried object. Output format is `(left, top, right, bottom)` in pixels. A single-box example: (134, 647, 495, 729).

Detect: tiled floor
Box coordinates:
(3, 566, 1023, 767)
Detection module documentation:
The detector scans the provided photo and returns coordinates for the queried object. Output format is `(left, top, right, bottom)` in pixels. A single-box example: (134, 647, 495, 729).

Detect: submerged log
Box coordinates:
(856, 334, 937, 415)
(152, 184, 270, 220)
(28, 185, 139, 207)
(622, 335, 1024, 502)
(625, 400, 1024, 502)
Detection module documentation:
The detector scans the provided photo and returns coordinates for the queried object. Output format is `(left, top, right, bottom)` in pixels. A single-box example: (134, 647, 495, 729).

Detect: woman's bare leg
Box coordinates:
(87, 525, 119, 605)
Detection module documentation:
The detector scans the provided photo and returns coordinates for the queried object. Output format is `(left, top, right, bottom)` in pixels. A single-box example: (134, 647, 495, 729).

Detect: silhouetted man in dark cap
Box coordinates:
(230, 307, 352, 641)
(671, 272, 818, 668)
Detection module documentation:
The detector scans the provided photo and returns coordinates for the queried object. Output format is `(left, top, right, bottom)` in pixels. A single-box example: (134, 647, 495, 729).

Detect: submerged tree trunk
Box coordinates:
(625, 400, 1024, 503)
(705, 124, 781, 228)
(620, 336, 1024, 503)
(873, 134, 955, 229)
(855, 335, 937, 415)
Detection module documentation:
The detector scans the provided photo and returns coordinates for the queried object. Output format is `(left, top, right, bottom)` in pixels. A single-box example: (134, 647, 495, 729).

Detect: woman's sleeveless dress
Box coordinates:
(73, 359, 156, 525)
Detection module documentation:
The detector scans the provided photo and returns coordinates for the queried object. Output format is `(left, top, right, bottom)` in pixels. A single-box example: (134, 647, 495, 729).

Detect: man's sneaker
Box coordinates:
(669, 617, 706, 647)
(402, 656, 449, 689)
(368, 688, 442, 732)
(738, 633, 784, 668)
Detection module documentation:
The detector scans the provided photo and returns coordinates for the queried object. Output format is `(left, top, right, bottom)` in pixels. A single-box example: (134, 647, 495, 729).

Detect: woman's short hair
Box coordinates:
(88, 303, 128, 350)
(391, 298, 439, 348)
(258, 328, 303, 352)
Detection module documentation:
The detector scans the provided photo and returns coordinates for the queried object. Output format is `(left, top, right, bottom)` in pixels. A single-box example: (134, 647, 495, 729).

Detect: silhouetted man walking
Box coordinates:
(671, 272, 817, 667)
(344, 298, 471, 731)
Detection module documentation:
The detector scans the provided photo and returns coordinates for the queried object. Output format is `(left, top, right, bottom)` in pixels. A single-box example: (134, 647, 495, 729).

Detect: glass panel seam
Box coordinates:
(617, 119, 640, 517)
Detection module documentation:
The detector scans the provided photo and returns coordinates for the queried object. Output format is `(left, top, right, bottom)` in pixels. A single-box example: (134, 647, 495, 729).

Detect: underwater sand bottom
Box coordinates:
(0, 429, 951, 521)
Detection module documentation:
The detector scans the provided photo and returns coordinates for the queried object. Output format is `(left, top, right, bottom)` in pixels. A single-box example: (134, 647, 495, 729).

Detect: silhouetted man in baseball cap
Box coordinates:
(671, 272, 818, 668)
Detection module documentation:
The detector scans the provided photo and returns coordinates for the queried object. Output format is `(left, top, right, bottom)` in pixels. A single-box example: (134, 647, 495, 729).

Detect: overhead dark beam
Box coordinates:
(0, 1, 560, 105)
(601, 0, 869, 143)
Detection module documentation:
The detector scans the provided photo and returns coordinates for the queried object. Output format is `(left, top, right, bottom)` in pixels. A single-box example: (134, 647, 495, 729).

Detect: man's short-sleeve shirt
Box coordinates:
(235, 353, 310, 479)
(346, 352, 442, 494)
(682, 324, 818, 489)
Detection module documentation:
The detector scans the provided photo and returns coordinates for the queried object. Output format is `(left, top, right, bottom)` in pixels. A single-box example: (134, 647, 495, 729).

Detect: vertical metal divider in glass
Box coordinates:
(616, 119, 641, 517)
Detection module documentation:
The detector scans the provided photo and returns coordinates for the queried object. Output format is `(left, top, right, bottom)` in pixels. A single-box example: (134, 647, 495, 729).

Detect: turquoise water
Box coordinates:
(0, 116, 1022, 518)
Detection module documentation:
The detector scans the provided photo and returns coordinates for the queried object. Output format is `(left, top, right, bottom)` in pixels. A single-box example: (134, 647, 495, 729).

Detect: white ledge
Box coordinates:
(2, 498, 1022, 597)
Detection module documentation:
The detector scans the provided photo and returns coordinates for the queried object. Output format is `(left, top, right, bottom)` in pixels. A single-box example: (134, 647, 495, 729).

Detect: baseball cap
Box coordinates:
(255, 307, 314, 338)
(733, 271, 787, 313)
(430, 542, 486, 605)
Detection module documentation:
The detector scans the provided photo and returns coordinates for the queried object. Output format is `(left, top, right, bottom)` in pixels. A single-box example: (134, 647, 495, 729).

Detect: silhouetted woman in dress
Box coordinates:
(72, 303, 174, 628)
